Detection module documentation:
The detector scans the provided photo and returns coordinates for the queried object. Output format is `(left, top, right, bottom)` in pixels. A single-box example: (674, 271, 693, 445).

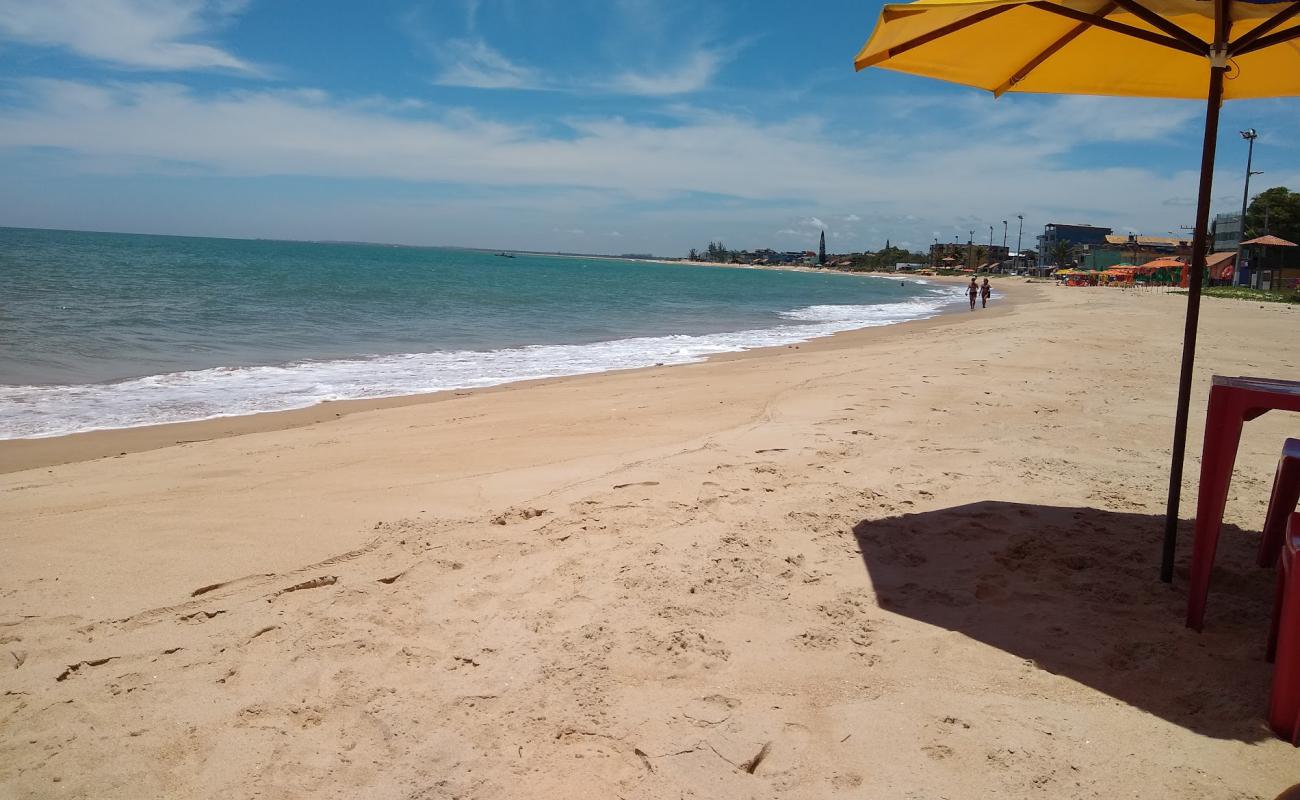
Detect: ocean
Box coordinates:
(0, 227, 960, 439)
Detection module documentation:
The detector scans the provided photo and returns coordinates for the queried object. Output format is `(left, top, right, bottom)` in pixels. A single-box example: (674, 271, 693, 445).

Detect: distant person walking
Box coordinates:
(980, 278, 992, 308)
(967, 277, 979, 310)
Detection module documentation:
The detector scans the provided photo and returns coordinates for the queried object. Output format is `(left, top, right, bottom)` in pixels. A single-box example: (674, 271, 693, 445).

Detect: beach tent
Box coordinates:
(854, 0, 1300, 582)
(1205, 251, 1237, 281)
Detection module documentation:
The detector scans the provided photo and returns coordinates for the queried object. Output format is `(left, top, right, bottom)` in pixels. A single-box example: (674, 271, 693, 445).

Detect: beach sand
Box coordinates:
(3, 282, 1299, 798)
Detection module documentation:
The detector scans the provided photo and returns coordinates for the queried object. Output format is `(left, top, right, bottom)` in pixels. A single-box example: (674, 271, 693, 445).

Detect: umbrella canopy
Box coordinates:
(855, 0, 1300, 100)
(854, 0, 1300, 593)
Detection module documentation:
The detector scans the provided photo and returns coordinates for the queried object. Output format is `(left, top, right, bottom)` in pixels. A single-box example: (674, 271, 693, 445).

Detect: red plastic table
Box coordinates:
(1185, 376, 1300, 631)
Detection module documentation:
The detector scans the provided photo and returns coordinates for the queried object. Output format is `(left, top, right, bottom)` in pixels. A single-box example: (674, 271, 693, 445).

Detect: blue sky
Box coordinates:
(0, 0, 1297, 255)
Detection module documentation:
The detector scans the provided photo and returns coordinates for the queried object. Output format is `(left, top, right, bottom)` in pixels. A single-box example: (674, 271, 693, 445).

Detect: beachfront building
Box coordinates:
(1037, 223, 1112, 269)
(1079, 234, 1192, 270)
(1211, 213, 1247, 284)
(1005, 250, 1037, 272)
(982, 245, 1012, 265)
(1239, 235, 1300, 292)
(1212, 213, 1243, 253)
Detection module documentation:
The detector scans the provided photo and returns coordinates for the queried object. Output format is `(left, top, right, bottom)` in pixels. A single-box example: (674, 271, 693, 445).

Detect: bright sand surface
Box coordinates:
(2, 281, 1299, 798)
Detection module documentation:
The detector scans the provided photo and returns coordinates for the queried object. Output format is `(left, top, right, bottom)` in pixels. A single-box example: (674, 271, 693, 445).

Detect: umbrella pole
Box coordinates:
(1160, 62, 1226, 583)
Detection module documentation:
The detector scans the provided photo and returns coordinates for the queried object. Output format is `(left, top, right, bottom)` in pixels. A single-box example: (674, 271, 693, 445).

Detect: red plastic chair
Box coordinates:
(1186, 376, 1300, 631)
(1260, 439, 1300, 568)
(1267, 511, 1300, 745)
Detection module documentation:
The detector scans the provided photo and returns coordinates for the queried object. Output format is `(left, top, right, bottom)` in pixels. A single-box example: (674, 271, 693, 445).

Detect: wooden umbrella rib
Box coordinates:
(994, 2, 1118, 96)
(1232, 20, 1300, 56)
(1228, 1, 1300, 55)
(1110, 0, 1209, 52)
(855, 4, 1017, 69)
(1026, 2, 1206, 54)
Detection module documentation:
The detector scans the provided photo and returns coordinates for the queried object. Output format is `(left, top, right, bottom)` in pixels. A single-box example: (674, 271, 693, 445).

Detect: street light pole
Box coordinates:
(1016, 214, 1024, 272)
(988, 225, 994, 271)
(968, 230, 974, 271)
(1234, 128, 1261, 286)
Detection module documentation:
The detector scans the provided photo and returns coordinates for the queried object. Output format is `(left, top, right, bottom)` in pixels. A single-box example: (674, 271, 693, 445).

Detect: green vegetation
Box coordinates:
(1050, 240, 1073, 268)
(1173, 286, 1300, 304)
(684, 242, 928, 270)
(839, 245, 927, 272)
(1245, 186, 1300, 244)
(701, 242, 732, 262)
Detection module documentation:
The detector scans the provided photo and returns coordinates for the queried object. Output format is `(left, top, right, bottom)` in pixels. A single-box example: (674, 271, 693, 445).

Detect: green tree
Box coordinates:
(1245, 186, 1300, 244)
(1050, 240, 1073, 267)
(843, 245, 926, 272)
(818, 231, 827, 266)
(688, 247, 698, 261)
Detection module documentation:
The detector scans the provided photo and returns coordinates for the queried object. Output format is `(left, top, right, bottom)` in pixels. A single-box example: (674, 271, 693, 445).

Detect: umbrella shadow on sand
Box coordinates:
(852, 502, 1278, 742)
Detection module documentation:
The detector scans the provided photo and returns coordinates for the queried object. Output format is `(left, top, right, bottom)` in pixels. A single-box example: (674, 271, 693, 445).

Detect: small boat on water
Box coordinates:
(495, 252, 515, 258)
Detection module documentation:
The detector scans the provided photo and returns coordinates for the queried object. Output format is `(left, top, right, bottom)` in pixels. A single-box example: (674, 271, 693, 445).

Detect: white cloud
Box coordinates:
(429, 39, 730, 96)
(606, 48, 730, 96)
(433, 38, 543, 90)
(0, 0, 257, 73)
(0, 78, 1277, 250)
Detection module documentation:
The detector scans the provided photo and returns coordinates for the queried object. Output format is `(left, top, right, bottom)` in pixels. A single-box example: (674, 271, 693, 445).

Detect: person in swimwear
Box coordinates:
(967, 277, 979, 310)
(980, 277, 992, 308)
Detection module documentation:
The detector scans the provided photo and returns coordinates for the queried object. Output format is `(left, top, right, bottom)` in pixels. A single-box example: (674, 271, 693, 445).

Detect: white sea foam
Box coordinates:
(0, 289, 962, 440)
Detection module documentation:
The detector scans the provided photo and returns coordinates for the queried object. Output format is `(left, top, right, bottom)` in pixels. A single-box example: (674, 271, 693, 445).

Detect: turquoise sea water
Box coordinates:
(0, 227, 960, 439)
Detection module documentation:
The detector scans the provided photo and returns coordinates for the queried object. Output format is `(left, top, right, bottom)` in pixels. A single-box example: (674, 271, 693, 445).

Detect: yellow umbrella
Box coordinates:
(854, 0, 1300, 587)
(855, 0, 1300, 99)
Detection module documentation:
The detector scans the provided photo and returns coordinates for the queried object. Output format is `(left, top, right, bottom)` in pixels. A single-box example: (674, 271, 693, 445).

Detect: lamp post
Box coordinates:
(1234, 128, 1262, 287)
(1016, 214, 1024, 273)
(1001, 220, 1008, 272)
(988, 225, 994, 272)
(1043, 223, 1052, 275)
(968, 230, 974, 271)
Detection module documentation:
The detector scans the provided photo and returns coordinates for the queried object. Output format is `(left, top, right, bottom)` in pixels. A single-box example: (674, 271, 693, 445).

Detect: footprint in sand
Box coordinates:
(490, 507, 547, 525)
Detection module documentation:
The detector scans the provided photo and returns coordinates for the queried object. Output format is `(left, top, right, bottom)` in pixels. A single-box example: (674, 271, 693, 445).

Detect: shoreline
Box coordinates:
(0, 275, 987, 474)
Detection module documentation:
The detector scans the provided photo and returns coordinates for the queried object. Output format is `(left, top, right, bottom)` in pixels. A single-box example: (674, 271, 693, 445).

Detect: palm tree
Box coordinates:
(1050, 240, 1073, 268)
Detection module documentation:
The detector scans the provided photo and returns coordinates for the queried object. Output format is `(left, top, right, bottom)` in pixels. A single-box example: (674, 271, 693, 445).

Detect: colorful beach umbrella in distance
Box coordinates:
(854, 0, 1300, 588)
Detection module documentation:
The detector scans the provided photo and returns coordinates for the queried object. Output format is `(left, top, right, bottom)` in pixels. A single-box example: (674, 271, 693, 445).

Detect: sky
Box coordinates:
(0, 0, 1297, 256)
